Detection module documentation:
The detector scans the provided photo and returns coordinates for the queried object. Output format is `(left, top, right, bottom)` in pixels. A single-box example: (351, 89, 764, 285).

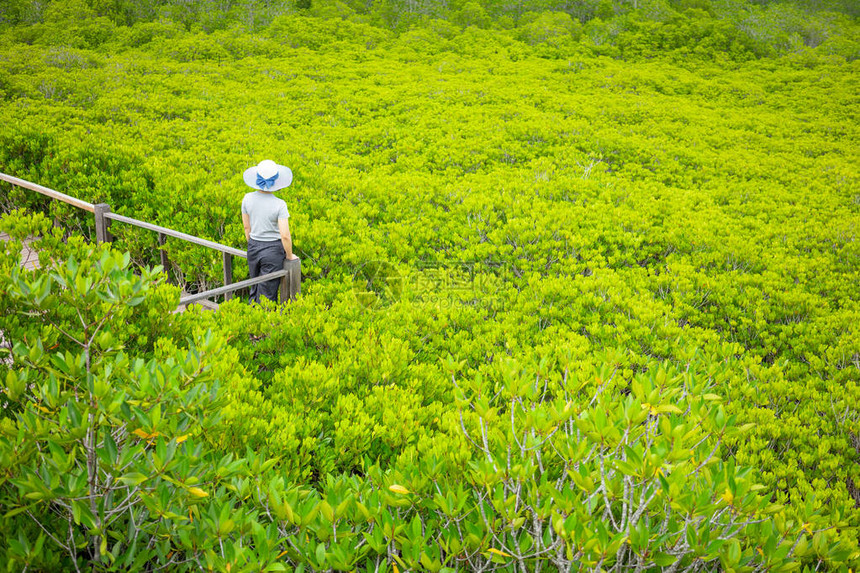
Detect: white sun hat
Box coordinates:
(243, 159, 293, 191)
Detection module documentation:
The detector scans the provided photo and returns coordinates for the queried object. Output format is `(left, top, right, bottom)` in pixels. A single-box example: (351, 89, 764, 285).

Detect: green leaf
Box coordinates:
(118, 472, 148, 486)
(725, 539, 741, 565)
(319, 500, 333, 522)
(4, 505, 35, 518)
(104, 431, 118, 465)
(652, 552, 676, 566)
(315, 543, 326, 568)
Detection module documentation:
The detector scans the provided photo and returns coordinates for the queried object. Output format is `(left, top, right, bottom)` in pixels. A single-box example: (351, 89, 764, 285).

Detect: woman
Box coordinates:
(241, 159, 298, 303)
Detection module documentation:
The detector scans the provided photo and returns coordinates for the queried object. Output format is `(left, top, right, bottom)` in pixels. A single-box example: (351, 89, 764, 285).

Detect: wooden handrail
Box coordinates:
(104, 212, 247, 257)
(0, 172, 95, 213)
(1, 171, 302, 305)
(179, 269, 288, 304)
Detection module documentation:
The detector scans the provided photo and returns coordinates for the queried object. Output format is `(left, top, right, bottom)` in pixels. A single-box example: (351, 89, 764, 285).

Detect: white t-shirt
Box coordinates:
(241, 191, 289, 241)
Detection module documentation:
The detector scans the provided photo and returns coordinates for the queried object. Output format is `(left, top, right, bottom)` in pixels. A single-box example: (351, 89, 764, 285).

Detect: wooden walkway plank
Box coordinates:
(1, 233, 221, 313)
(0, 232, 41, 270)
(1, 231, 34, 366)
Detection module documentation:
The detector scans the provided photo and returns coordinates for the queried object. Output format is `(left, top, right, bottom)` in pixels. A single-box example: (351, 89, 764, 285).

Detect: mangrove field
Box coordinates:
(0, 0, 858, 570)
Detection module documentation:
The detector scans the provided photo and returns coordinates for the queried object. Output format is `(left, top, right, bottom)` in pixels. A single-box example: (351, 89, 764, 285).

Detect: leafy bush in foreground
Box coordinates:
(4, 213, 850, 571)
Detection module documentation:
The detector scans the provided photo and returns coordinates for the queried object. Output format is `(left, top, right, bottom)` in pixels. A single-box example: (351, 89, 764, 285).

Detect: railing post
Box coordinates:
(93, 203, 112, 244)
(52, 216, 67, 243)
(290, 258, 301, 299)
(280, 257, 301, 303)
(279, 259, 288, 303)
(223, 252, 233, 301)
(157, 232, 169, 278)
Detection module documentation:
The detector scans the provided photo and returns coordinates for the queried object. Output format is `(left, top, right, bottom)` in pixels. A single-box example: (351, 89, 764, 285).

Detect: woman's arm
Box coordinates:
(278, 218, 297, 260)
(242, 213, 251, 242)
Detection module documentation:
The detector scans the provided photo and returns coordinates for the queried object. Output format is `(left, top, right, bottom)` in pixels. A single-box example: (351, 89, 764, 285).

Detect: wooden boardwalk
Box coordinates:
(0, 232, 40, 270)
(0, 232, 29, 363)
(1, 173, 300, 310)
(1, 232, 218, 312)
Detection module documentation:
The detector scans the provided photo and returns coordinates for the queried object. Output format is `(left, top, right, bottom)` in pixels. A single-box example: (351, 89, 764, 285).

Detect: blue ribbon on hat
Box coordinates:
(256, 171, 279, 190)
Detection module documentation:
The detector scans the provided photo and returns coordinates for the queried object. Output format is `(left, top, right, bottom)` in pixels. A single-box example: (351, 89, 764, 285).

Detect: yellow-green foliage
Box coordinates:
(0, 2, 859, 570)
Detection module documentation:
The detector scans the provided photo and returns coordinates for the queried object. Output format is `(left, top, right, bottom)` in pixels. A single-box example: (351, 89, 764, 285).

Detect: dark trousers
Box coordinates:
(247, 238, 285, 303)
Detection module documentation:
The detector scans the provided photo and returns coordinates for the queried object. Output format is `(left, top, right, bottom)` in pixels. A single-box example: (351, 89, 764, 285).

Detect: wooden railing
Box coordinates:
(0, 172, 301, 306)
